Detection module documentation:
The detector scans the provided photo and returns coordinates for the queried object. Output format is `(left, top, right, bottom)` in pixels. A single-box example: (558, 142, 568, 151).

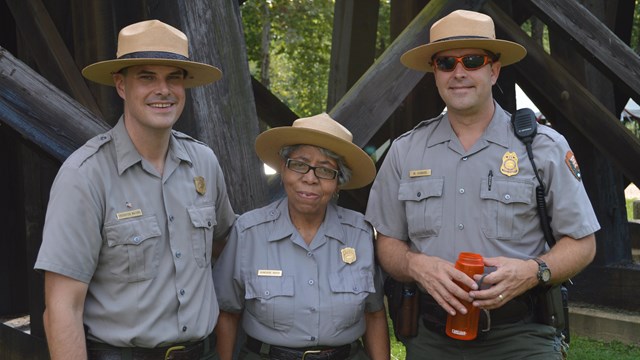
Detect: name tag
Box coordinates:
(257, 270, 283, 277)
(409, 169, 431, 177)
(116, 209, 143, 220)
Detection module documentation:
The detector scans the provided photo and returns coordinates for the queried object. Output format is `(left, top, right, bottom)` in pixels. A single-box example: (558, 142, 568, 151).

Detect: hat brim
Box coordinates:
(255, 127, 376, 190)
(82, 58, 222, 88)
(401, 38, 526, 72)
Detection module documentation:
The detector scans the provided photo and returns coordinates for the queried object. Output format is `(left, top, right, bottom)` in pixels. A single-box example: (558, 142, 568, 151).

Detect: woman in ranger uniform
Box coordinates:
(214, 113, 390, 360)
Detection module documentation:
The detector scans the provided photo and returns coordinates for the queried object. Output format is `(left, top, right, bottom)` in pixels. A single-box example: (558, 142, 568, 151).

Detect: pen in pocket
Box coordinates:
(488, 170, 493, 191)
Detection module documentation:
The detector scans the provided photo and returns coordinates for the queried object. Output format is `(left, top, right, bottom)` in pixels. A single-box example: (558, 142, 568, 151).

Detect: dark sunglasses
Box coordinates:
(432, 54, 493, 72)
(285, 158, 339, 180)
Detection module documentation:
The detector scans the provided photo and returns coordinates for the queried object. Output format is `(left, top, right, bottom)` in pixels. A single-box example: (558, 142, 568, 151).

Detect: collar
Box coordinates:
(267, 199, 345, 245)
(426, 101, 511, 150)
(112, 117, 193, 175)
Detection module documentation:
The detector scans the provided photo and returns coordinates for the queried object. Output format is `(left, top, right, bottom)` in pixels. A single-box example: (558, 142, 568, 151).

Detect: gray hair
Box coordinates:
(279, 145, 352, 186)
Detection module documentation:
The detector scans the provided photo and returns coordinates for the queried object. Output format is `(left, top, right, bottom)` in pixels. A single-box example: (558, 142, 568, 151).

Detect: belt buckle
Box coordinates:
(302, 349, 321, 360)
(164, 345, 186, 360)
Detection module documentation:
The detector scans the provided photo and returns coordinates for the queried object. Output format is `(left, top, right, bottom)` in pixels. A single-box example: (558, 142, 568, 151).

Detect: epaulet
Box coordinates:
(336, 207, 371, 233)
(171, 129, 207, 146)
(395, 114, 443, 141)
(236, 203, 282, 231)
(64, 132, 112, 168)
(535, 123, 561, 142)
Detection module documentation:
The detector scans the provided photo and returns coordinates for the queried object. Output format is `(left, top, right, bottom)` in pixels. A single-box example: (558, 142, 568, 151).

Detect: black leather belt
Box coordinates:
(420, 291, 535, 335)
(245, 335, 357, 360)
(86, 333, 215, 360)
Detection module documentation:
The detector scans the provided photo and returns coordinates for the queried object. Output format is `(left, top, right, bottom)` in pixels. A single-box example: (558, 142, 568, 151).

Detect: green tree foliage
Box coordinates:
(241, 0, 391, 117)
(241, 0, 334, 116)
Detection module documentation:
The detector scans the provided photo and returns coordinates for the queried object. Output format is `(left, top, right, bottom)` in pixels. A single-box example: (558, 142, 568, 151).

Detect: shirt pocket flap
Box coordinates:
(245, 276, 294, 300)
(187, 205, 216, 229)
(104, 216, 161, 247)
(398, 178, 444, 202)
(329, 271, 375, 294)
(480, 179, 533, 204)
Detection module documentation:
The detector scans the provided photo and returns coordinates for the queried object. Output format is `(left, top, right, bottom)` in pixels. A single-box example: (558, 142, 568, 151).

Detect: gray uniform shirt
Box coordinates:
(214, 198, 384, 347)
(365, 103, 600, 262)
(35, 118, 236, 347)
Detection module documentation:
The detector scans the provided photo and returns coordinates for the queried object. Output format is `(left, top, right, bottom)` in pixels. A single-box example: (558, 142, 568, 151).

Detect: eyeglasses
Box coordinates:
(285, 158, 339, 180)
(432, 54, 493, 72)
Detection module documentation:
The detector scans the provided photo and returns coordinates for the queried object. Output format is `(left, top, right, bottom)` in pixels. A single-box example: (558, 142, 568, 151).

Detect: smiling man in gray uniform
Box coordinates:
(35, 20, 235, 360)
(365, 10, 599, 360)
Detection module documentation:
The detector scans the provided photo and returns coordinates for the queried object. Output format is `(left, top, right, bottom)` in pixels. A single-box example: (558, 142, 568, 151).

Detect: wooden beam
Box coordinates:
(252, 76, 298, 128)
(329, 0, 488, 148)
(0, 324, 49, 360)
(523, 0, 640, 105)
(484, 3, 640, 188)
(5, 0, 103, 117)
(571, 264, 640, 311)
(327, 0, 379, 109)
(0, 46, 110, 162)
(173, 0, 269, 212)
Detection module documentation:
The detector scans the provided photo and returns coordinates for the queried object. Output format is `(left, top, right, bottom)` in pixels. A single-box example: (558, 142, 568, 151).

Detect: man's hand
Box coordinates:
(468, 256, 538, 310)
(407, 252, 479, 316)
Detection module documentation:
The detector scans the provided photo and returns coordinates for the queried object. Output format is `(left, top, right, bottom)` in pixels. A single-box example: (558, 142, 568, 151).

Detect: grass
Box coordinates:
(627, 198, 637, 221)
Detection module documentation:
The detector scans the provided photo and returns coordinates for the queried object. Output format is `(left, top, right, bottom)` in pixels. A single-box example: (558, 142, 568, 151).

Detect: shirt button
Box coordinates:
(310, 336, 316, 341)
(459, 188, 465, 194)
(169, 215, 174, 222)
(182, 326, 187, 332)
(462, 156, 468, 161)
(353, 286, 359, 291)
(417, 192, 422, 197)
(458, 223, 464, 230)
(175, 251, 182, 258)
(132, 236, 141, 243)
(100, 136, 107, 140)
(504, 194, 511, 200)
(307, 252, 313, 257)
(264, 290, 270, 296)
(310, 307, 316, 312)
(207, 221, 212, 227)
(179, 289, 185, 296)
(308, 280, 314, 285)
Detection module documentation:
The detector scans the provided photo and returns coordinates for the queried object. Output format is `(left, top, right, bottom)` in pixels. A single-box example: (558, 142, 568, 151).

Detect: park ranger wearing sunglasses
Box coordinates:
(365, 9, 599, 360)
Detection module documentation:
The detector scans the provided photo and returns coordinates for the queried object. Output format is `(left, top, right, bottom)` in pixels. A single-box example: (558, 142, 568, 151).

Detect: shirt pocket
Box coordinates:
(480, 178, 534, 241)
(187, 204, 217, 268)
(329, 270, 375, 330)
(103, 215, 162, 282)
(398, 178, 444, 239)
(244, 276, 295, 331)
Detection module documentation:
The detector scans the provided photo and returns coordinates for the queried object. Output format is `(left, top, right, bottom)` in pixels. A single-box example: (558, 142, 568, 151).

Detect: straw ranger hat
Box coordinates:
(255, 113, 376, 190)
(401, 10, 526, 72)
(82, 20, 222, 88)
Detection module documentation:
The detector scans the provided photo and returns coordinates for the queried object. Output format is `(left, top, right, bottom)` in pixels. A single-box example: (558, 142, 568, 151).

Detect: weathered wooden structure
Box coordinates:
(1, 0, 639, 358)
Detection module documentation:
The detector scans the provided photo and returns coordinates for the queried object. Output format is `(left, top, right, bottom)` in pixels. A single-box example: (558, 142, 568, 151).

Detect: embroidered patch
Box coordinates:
(565, 151, 581, 181)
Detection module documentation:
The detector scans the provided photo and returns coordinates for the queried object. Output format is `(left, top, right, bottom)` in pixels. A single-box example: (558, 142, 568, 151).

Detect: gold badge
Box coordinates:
(500, 151, 519, 176)
(194, 176, 206, 195)
(565, 151, 581, 181)
(341, 247, 357, 264)
(409, 169, 432, 178)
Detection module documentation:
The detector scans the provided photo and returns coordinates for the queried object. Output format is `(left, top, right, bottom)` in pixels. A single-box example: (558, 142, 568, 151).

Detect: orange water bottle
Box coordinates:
(445, 252, 484, 340)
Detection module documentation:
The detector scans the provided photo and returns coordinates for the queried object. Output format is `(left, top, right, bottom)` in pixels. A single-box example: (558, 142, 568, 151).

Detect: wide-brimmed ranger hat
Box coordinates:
(82, 20, 222, 88)
(255, 113, 376, 190)
(401, 10, 526, 72)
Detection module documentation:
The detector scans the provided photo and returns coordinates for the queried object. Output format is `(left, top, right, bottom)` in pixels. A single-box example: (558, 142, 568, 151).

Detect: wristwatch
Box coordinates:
(533, 257, 551, 285)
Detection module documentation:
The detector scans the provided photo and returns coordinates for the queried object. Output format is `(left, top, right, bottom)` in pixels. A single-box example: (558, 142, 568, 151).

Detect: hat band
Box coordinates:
(118, 51, 190, 61)
(433, 35, 492, 43)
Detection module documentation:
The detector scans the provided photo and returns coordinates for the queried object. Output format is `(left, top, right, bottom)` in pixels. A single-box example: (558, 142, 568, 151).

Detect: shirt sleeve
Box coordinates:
(537, 130, 600, 240)
(213, 223, 245, 313)
(34, 165, 103, 283)
(365, 139, 409, 241)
